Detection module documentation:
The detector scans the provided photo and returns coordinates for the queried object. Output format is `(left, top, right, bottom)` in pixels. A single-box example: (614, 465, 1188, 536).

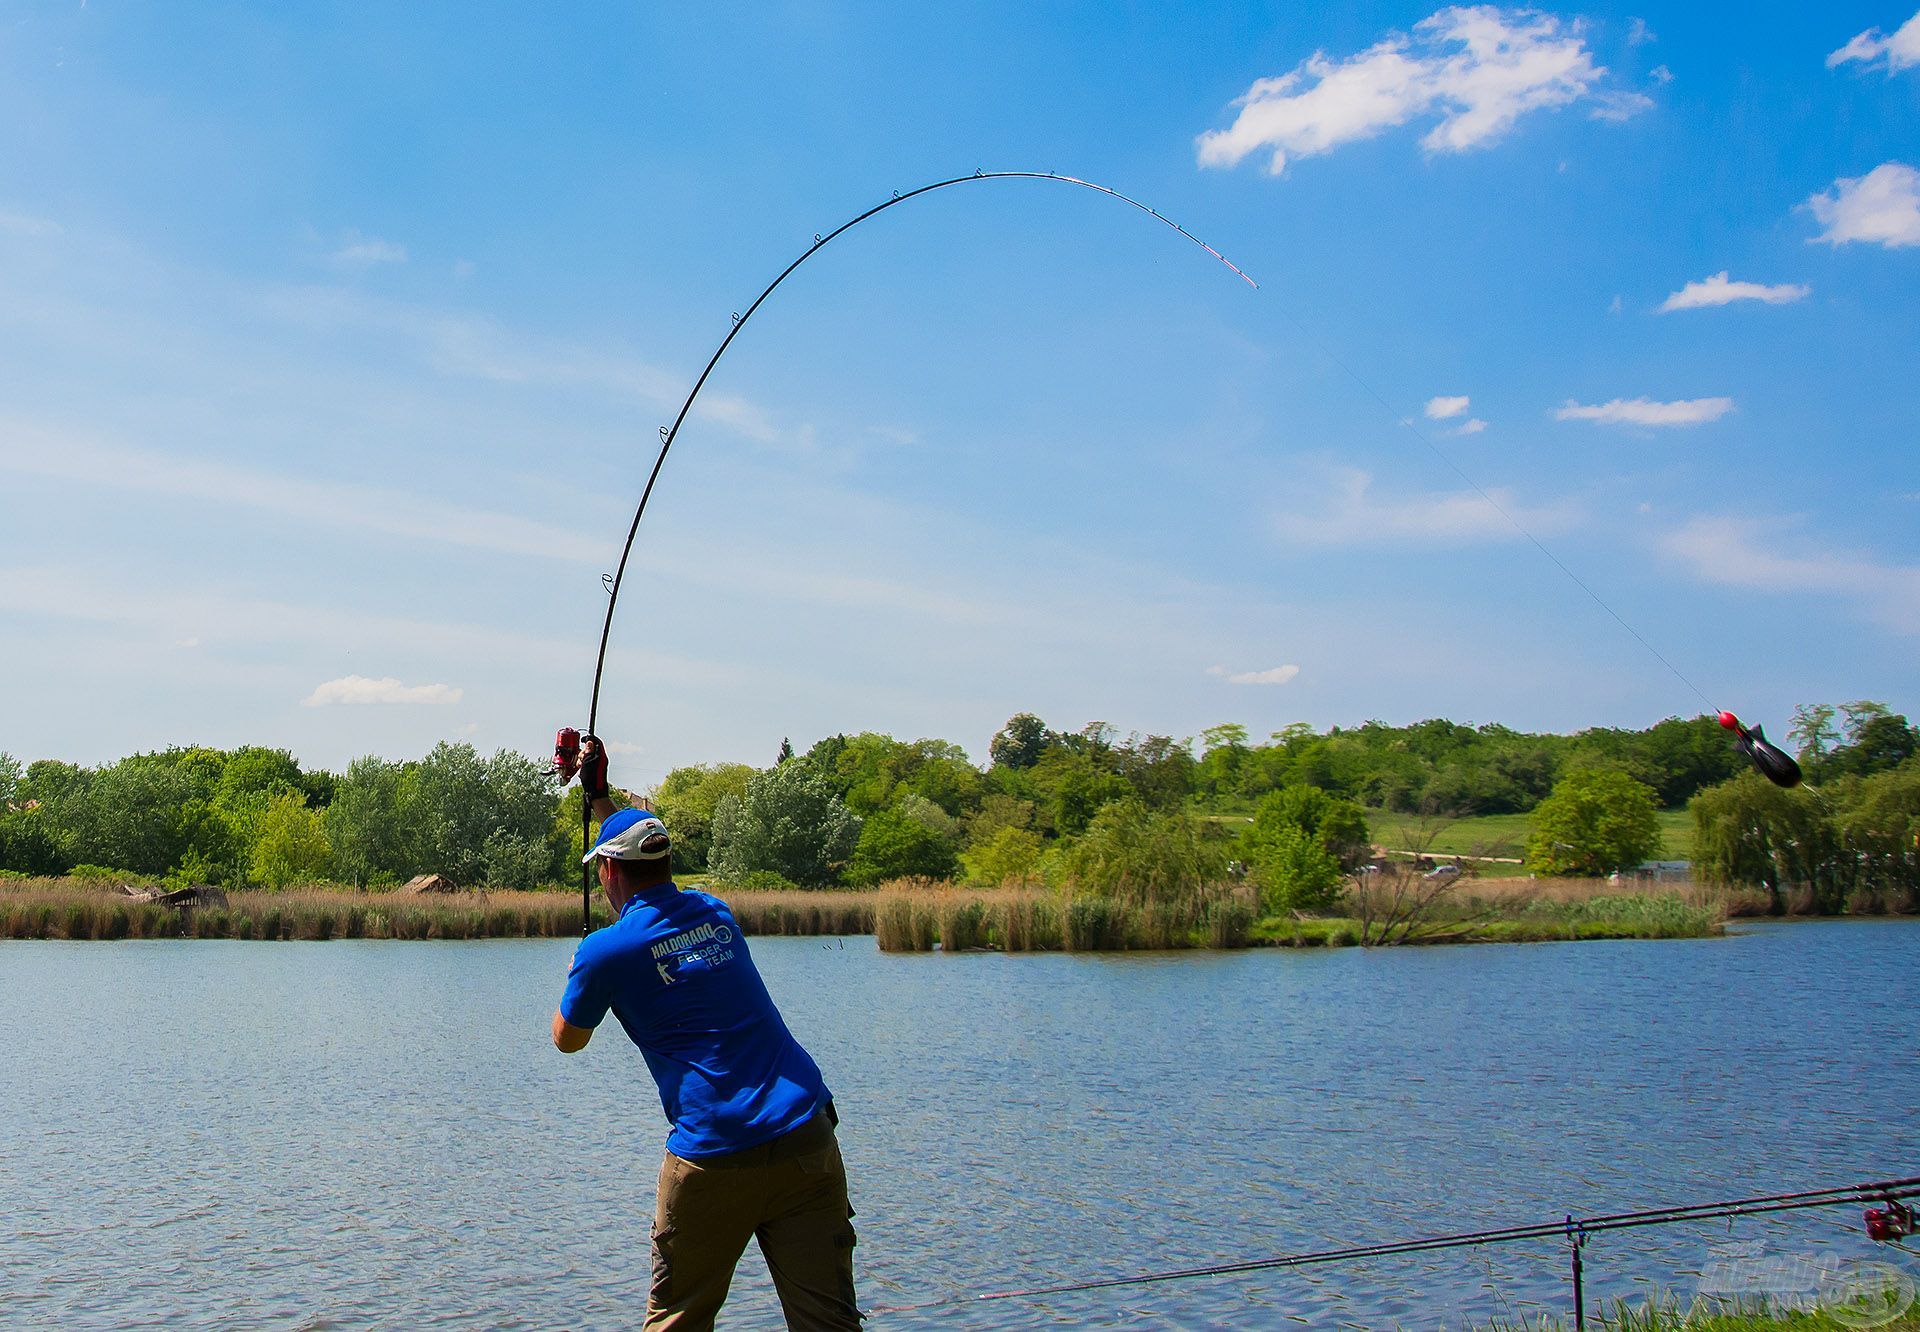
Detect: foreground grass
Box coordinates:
(1471, 1294, 1918, 1330)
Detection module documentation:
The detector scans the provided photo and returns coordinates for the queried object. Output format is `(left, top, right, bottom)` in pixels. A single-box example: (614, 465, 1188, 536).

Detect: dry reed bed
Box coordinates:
(0, 878, 876, 942)
(873, 879, 1259, 952)
(0, 876, 1788, 947)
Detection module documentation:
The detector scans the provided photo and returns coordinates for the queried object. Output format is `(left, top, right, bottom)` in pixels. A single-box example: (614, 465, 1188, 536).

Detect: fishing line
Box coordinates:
(1260, 279, 1720, 715)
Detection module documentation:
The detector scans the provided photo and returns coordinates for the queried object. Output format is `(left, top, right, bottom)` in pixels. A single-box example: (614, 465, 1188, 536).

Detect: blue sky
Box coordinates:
(1, 2, 1915, 785)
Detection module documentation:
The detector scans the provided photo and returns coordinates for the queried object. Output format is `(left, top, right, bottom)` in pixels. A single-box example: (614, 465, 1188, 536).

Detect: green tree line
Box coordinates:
(0, 743, 566, 889)
(3, 703, 1912, 912)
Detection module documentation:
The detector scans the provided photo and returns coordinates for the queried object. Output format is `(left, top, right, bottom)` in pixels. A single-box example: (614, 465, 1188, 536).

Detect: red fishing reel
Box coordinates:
(550, 727, 582, 784)
(1866, 1200, 1915, 1243)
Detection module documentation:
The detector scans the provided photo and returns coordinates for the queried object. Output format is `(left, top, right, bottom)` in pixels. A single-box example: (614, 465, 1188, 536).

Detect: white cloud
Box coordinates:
(1197, 6, 1620, 176)
(1272, 466, 1577, 545)
(1659, 272, 1811, 311)
(1807, 162, 1920, 248)
(1554, 396, 1733, 427)
(604, 739, 646, 755)
(1649, 63, 1673, 84)
(1626, 17, 1655, 45)
(1426, 394, 1471, 419)
(1448, 417, 1489, 436)
(1207, 664, 1302, 686)
(1661, 515, 1920, 634)
(303, 675, 463, 707)
(1588, 89, 1654, 121)
(1828, 10, 1920, 73)
(330, 231, 408, 270)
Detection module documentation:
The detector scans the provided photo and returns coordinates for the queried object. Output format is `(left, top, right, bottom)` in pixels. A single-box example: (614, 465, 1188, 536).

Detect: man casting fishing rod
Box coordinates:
(550, 736, 860, 1331)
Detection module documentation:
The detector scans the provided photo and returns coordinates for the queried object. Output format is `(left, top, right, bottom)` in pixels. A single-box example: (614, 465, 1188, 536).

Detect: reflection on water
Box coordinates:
(1, 920, 1914, 1329)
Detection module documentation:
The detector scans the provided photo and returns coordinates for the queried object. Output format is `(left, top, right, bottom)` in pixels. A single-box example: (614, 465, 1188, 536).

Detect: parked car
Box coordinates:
(1422, 863, 1461, 881)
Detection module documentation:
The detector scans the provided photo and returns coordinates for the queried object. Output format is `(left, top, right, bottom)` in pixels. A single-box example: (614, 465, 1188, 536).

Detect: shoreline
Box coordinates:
(8, 875, 1900, 949)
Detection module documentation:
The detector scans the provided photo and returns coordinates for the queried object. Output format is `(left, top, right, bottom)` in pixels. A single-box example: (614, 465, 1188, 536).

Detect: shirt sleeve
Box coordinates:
(558, 939, 610, 1029)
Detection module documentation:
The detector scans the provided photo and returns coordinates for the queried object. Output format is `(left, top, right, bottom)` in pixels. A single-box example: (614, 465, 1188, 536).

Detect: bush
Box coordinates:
(1062, 800, 1227, 905)
(960, 826, 1044, 887)
(1526, 769, 1662, 876)
(1246, 823, 1344, 913)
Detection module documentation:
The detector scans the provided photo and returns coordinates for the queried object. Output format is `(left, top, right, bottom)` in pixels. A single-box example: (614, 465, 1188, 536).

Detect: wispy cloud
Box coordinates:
(1661, 515, 1920, 634)
(0, 421, 601, 563)
(1272, 466, 1576, 545)
(303, 675, 462, 707)
(0, 208, 61, 238)
(1448, 417, 1488, 436)
(1807, 162, 1920, 248)
(1426, 394, 1471, 419)
(1659, 272, 1810, 311)
(1208, 664, 1301, 685)
(257, 284, 808, 450)
(1554, 396, 1733, 427)
(330, 230, 408, 270)
(1587, 89, 1654, 122)
(0, 564, 575, 669)
(1828, 9, 1920, 73)
(1197, 6, 1626, 176)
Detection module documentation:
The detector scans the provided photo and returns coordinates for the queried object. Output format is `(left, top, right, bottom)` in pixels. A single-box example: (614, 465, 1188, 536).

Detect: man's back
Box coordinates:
(560, 884, 830, 1158)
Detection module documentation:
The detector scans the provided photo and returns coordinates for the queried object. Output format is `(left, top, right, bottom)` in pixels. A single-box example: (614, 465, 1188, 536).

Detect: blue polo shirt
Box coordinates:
(558, 883, 829, 1159)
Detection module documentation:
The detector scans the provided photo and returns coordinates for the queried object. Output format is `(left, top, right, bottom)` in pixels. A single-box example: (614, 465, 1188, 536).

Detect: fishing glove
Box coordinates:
(578, 734, 610, 802)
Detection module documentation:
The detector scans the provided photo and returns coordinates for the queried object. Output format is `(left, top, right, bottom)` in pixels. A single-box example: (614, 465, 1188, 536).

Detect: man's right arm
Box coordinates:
(551, 1010, 593, 1053)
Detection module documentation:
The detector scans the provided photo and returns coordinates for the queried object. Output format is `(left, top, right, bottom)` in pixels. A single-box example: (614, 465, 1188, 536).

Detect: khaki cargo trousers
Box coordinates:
(645, 1109, 860, 1331)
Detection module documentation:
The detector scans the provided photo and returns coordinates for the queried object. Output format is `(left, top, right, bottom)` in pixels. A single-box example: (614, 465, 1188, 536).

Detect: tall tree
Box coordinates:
(709, 761, 860, 886)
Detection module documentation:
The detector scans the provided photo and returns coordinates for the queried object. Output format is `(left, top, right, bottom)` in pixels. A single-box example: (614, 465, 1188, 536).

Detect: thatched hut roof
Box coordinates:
(400, 873, 463, 895)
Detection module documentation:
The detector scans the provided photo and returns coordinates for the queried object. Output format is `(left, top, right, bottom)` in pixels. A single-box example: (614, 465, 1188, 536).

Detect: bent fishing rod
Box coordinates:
(559, 171, 1258, 931)
(554, 171, 1805, 932)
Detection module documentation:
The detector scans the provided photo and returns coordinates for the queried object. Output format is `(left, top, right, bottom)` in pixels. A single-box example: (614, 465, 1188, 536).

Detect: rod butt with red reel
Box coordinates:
(551, 726, 582, 784)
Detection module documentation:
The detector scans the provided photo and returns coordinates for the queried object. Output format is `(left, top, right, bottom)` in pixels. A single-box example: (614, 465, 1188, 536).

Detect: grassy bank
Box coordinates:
(873, 876, 1729, 952)
(0, 878, 875, 941)
(0, 875, 1752, 948)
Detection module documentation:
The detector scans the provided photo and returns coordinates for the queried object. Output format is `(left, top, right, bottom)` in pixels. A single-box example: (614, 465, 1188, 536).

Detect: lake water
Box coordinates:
(1, 921, 1914, 1330)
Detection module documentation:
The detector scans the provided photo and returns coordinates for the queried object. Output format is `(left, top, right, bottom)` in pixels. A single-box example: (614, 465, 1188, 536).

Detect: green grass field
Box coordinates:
(1366, 806, 1695, 862)
(1207, 806, 1696, 863)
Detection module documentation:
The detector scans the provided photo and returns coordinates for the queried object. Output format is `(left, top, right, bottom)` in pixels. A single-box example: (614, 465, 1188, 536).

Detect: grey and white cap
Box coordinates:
(582, 808, 672, 863)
